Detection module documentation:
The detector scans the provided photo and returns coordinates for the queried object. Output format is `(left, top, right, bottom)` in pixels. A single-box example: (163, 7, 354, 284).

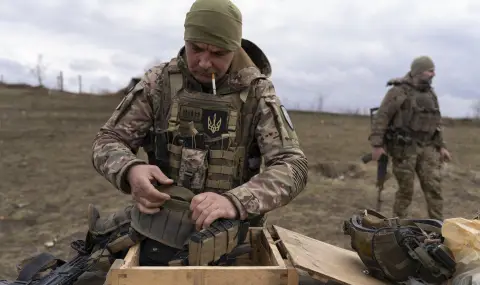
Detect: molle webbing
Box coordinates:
(389, 84, 441, 142)
(167, 142, 245, 191)
(168, 102, 244, 141)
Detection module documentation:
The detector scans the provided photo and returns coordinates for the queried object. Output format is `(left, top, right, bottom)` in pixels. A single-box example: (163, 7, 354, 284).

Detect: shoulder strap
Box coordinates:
(399, 87, 413, 129)
(385, 85, 412, 131)
(429, 88, 440, 110)
(164, 58, 183, 131)
(147, 58, 183, 132)
(166, 58, 184, 96)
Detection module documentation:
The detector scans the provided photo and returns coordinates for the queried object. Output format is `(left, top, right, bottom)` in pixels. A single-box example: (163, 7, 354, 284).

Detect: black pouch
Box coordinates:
(139, 238, 183, 266)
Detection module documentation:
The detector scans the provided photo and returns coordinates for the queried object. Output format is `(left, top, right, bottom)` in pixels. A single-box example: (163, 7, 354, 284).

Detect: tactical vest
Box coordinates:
(131, 58, 267, 250)
(389, 83, 442, 143)
(343, 209, 456, 284)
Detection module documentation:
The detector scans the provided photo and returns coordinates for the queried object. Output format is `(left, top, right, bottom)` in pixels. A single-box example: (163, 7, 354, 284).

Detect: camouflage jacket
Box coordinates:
(91, 39, 308, 220)
(369, 73, 446, 150)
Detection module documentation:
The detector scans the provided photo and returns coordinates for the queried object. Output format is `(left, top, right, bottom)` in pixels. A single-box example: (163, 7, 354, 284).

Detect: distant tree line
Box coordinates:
(1, 53, 479, 119)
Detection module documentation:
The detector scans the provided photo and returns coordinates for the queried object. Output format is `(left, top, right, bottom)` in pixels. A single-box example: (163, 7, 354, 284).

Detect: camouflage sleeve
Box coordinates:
(222, 80, 309, 219)
(369, 87, 406, 147)
(91, 65, 166, 194)
(433, 126, 447, 149)
(432, 94, 447, 149)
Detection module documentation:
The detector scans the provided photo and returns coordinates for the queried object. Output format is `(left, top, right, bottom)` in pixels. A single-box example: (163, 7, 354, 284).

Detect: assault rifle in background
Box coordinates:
(361, 152, 389, 212)
(362, 107, 389, 212)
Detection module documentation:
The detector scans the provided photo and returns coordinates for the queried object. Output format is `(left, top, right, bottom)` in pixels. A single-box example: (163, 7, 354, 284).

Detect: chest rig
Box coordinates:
(162, 59, 260, 194)
(404, 88, 441, 137)
(131, 58, 266, 250)
(389, 83, 441, 144)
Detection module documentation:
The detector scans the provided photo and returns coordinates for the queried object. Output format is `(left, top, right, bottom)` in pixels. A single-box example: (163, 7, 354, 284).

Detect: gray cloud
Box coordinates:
(69, 59, 104, 73)
(0, 0, 479, 117)
(0, 58, 30, 82)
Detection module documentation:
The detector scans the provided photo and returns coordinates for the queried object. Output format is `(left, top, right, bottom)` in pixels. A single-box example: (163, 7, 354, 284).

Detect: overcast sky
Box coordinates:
(1, 0, 479, 117)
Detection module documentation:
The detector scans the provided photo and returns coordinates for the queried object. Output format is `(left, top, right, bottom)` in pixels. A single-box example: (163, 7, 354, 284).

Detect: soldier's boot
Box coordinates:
(425, 202, 443, 221)
(85, 204, 144, 272)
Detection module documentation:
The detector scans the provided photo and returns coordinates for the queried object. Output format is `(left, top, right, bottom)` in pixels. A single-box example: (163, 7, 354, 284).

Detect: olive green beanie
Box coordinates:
(184, 0, 242, 51)
(410, 56, 435, 76)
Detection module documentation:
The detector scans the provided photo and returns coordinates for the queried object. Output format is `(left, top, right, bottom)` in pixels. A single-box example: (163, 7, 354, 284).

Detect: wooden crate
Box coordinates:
(103, 227, 299, 285)
(103, 225, 389, 285)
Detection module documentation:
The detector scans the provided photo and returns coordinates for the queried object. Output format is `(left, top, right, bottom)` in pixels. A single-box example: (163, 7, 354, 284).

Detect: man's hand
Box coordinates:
(127, 164, 173, 214)
(439, 147, 451, 162)
(372, 147, 386, 161)
(190, 192, 238, 231)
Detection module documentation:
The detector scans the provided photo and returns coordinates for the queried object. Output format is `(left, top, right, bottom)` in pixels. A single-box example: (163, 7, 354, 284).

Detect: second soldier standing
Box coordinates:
(369, 56, 451, 221)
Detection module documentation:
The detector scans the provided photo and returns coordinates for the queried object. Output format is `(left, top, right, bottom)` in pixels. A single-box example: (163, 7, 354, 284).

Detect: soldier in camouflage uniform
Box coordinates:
(369, 56, 451, 221)
(73, 0, 308, 283)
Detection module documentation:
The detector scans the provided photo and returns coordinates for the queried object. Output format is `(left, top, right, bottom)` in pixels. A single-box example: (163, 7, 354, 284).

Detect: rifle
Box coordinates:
(0, 240, 101, 285)
(362, 106, 389, 212)
(361, 152, 388, 212)
(0, 224, 124, 285)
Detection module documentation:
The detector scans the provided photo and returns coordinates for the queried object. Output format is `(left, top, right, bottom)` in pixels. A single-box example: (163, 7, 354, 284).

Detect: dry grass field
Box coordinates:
(1, 84, 479, 280)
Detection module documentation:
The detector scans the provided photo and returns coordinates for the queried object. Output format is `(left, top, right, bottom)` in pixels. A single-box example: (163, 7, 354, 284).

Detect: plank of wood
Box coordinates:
(121, 243, 140, 268)
(273, 225, 389, 285)
(110, 266, 286, 285)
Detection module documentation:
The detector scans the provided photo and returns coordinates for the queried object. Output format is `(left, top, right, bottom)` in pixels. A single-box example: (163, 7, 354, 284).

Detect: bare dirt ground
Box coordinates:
(1, 85, 479, 280)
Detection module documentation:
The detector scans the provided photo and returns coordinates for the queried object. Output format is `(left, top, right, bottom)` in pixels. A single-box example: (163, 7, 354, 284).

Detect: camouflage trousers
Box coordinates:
(390, 144, 443, 220)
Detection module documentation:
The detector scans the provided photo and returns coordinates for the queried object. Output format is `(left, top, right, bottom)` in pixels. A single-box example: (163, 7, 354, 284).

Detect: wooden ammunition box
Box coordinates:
(103, 225, 387, 285)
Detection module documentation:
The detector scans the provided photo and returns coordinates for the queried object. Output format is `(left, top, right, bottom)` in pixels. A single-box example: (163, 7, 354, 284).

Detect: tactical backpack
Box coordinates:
(343, 209, 456, 284)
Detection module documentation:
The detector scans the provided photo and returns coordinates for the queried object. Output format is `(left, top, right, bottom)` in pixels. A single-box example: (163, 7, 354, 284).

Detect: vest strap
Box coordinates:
(205, 179, 232, 190)
(209, 150, 235, 160)
(208, 165, 235, 175)
(167, 70, 183, 131)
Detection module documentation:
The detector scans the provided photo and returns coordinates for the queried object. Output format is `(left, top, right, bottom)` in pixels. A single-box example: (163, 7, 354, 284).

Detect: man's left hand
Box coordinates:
(190, 192, 238, 231)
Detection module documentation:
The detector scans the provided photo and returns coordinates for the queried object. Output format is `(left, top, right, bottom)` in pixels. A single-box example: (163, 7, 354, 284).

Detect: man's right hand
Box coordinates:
(372, 147, 386, 161)
(127, 164, 173, 214)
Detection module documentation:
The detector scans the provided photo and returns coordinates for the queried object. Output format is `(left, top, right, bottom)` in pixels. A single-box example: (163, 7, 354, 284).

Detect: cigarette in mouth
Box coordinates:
(212, 73, 216, 95)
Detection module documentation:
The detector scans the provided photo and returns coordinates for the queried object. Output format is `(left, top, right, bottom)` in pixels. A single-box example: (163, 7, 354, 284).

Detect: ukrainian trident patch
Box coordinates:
(202, 109, 228, 137)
